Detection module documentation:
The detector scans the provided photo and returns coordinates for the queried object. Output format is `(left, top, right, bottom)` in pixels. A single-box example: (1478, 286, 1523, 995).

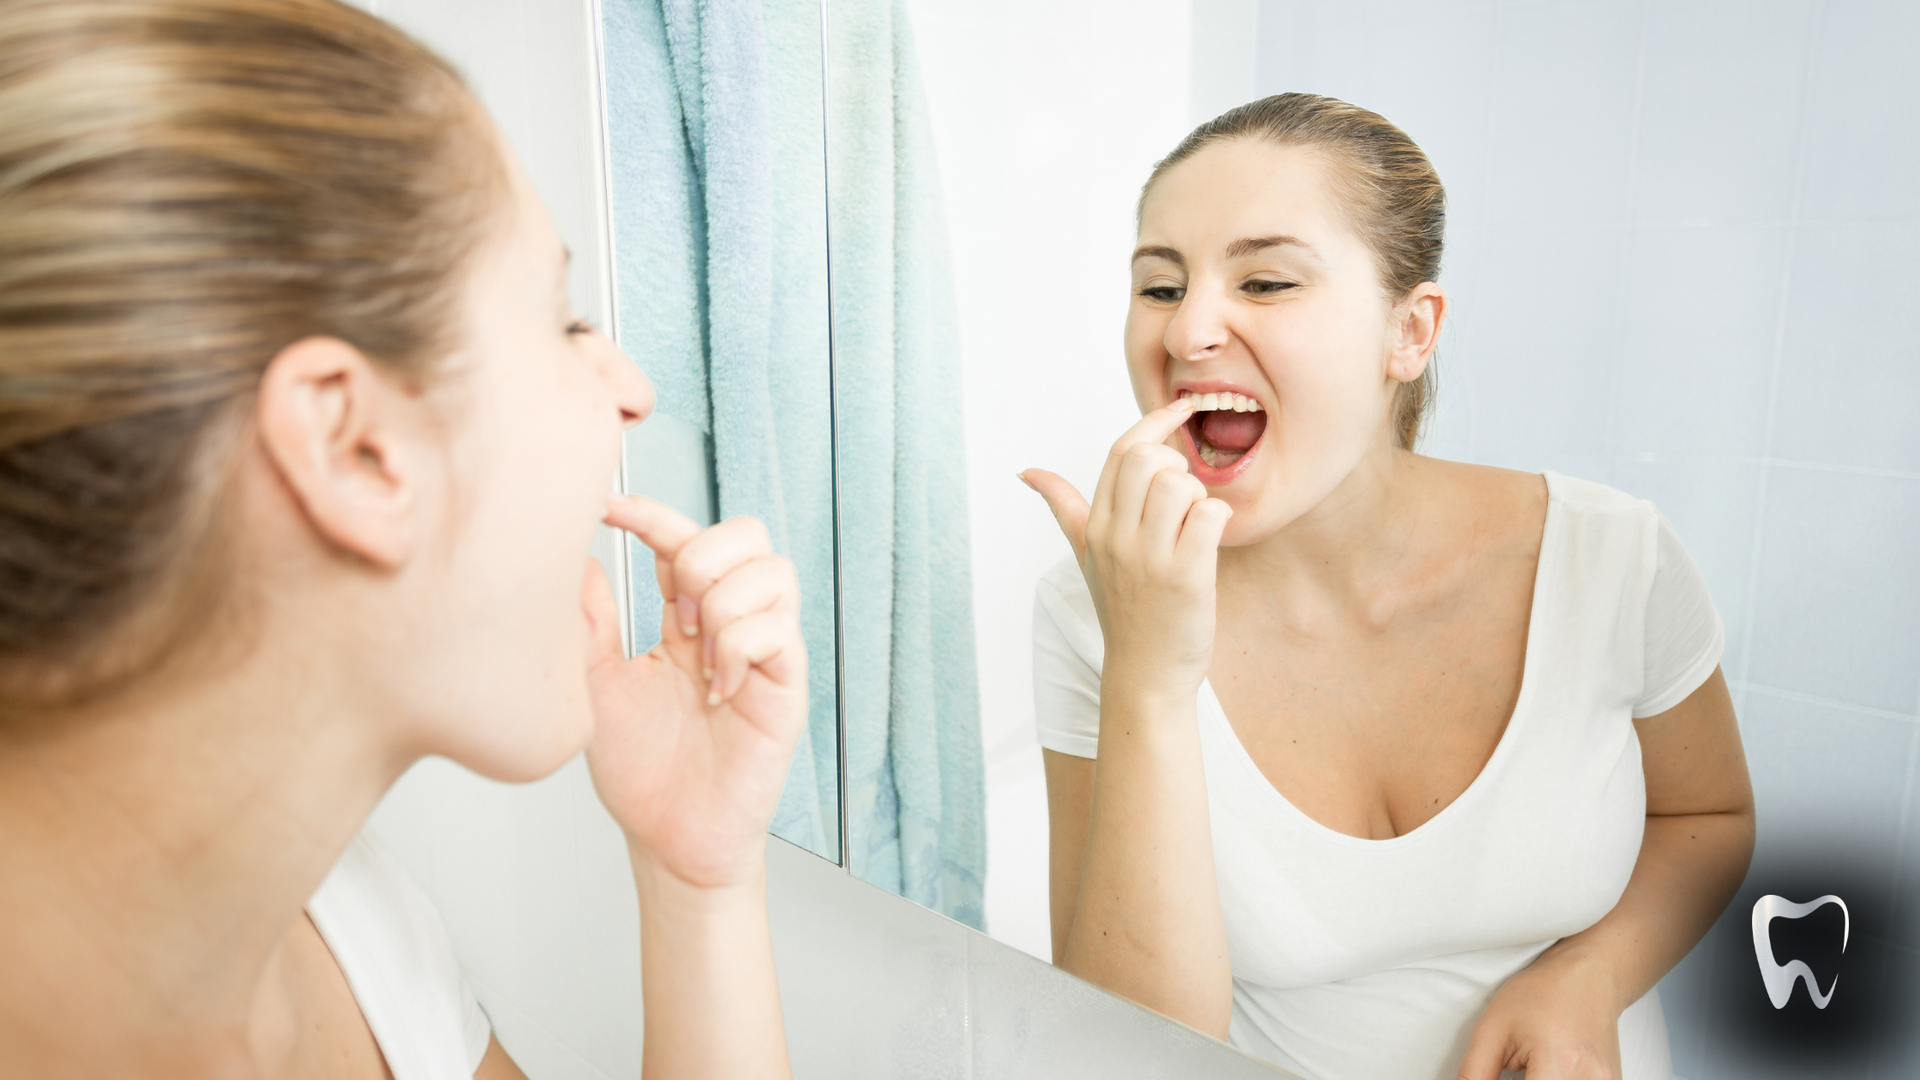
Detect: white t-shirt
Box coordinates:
(1033, 472, 1723, 1080)
(307, 832, 493, 1080)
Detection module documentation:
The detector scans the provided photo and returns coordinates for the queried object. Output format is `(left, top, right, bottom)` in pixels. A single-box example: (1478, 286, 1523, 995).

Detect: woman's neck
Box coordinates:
(1216, 444, 1442, 631)
(0, 643, 408, 1075)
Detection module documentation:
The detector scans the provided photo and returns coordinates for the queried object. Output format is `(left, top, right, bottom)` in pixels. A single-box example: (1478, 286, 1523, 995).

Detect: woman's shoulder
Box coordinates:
(1543, 471, 1655, 518)
(308, 832, 493, 1075)
(1421, 457, 1653, 526)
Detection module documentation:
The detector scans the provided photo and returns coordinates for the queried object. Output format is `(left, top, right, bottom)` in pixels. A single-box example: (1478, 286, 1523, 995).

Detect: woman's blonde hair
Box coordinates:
(0, 0, 502, 713)
(1142, 93, 1446, 451)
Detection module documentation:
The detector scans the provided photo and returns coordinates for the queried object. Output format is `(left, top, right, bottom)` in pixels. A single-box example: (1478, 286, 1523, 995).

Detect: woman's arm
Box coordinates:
(1458, 666, 1755, 1080)
(1026, 399, 1235, 1037)
(1042, 748, 1093, 965)
(582, 496, 808, 1080)
(1060, 671, 1230, 1035)
(631, 851, 786, 1079)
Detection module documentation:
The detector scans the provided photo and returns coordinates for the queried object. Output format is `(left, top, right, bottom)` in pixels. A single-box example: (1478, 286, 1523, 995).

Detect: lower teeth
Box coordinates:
(1199, 443, 1220, 468)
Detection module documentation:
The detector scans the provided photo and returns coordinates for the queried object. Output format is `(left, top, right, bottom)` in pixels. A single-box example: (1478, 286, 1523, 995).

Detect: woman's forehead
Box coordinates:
(1139, 140, 1345, 245)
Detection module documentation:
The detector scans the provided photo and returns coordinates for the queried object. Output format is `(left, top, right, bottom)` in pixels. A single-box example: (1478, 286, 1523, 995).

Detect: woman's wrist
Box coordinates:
(629, 840, 770, 918)
(1532, 937, 1630, 1016)
(1100, 666, 1203, 717)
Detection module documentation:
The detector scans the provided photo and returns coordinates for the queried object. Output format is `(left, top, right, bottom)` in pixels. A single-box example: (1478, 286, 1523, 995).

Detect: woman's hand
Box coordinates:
(1456, 948, 1624, 1080)
(580, 495, 807, 892)
(1022, 399, 1237, 1035)
(1023, 398, 1230, 696)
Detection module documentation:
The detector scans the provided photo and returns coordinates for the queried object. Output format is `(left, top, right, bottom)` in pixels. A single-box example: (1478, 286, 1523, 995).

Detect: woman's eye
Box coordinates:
(1243, 279, 1297, 295)
(565, 317, 595, 337)
(1138, 285, 1184, 303)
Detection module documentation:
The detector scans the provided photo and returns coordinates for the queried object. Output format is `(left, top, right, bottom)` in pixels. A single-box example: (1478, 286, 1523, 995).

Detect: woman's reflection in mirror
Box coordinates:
(1022, 93, 1754, 1080)
(0, 1, 802, 1077)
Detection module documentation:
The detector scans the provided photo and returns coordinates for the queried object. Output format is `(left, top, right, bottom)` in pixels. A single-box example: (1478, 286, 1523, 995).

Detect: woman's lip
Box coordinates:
(1178, 412, 1264, 486)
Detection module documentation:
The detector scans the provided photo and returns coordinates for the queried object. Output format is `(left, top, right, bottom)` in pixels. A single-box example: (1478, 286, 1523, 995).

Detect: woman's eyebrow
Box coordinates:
(1130, 244, 1183, 266)
(1131, 235, 1319, 267)
(1225, 234, 1313, 259)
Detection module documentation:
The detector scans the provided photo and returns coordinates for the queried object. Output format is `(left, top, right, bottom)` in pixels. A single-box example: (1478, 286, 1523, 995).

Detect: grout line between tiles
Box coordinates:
(1732, 680, 1919, 725)
(1731, 0, 1820, 697)
(1602, 0, 1655, 470)
(1608, 453, 1920, 483)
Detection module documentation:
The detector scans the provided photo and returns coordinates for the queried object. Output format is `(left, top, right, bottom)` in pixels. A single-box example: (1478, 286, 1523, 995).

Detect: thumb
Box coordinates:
(581, 558, 624, 672)
(1020, 469, 1090, 561)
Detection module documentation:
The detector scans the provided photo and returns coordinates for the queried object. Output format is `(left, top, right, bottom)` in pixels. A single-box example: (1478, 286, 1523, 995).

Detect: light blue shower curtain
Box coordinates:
(829, 0, 985, 928)
(602, 0, 838, 856)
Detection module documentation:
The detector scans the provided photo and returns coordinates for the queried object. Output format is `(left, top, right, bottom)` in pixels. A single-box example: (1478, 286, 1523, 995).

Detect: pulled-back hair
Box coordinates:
(1142, 93, 1446, 451)
(0, 0, 502, 712)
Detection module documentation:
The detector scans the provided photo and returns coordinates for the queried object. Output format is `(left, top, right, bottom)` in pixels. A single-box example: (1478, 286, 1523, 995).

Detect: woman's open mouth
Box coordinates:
(1177, 388, 1267, 482)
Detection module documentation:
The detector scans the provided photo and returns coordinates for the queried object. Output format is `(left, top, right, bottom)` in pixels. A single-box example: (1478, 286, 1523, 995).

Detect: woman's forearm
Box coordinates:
(632, 847, 792, 1080)
(1063, 677, 1231, 1036)
(1537, 808, 1756, 1012)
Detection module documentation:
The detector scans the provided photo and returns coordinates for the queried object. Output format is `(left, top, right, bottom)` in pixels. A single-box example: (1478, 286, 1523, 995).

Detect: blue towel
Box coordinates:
(602, 0, 838, 858)
(829, 0, 985, 928)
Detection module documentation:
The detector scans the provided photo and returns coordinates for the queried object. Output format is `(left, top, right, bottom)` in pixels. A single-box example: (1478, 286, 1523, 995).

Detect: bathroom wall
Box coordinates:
(1251, 1, 1919, 1077)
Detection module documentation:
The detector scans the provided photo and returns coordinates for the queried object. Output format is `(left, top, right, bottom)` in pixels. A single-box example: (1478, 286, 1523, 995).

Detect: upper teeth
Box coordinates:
(1179, 390, 1262, 412)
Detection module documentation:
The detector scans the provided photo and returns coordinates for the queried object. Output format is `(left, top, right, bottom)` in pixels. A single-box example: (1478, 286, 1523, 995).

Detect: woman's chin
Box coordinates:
(449, 690, 595, 784)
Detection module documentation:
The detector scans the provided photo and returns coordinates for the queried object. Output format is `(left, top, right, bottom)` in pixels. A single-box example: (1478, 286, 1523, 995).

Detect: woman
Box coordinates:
(0, 1, 799, 1076)
(1023, 94, 1755, 1080)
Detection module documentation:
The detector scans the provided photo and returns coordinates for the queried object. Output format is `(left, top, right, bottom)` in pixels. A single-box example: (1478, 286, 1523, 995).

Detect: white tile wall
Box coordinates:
(1747, 467, 1920, 713)
(1255, 2, 1920, 1077)
(1629, 0, 1813, 225)
(1771, 224, 1920, 474)
(1794, 1, 1920, 222)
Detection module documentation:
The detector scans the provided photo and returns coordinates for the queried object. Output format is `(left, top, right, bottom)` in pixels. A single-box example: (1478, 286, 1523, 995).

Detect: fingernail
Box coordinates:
(1016, 471, 1036, 491)
(677, 595, 699, 635)
(1170, 397, 1194, 411)
(706, 687, 722, 707)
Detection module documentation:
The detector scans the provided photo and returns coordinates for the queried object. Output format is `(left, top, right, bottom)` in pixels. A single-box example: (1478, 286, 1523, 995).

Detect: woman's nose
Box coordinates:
(592, 334, 654, 428)
(1163, 278, 1230, 364)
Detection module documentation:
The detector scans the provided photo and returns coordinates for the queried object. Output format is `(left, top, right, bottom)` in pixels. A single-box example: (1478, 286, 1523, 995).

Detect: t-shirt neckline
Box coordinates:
(1200, 471, 1565, 851)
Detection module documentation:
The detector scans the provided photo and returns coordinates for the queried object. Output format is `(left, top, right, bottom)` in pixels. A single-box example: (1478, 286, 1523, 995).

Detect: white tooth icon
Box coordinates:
(1751, 893, 1849, 1010)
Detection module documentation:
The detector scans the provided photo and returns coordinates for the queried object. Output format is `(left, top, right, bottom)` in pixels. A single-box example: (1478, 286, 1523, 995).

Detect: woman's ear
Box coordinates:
(1387, 282, 1447, 384)
(256, 337, 421, 570)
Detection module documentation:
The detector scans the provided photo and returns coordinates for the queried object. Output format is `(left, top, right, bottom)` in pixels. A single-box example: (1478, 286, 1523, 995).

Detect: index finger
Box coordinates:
(1091, 398, 1195, 518)
(603, 494, 701, 601)
(603, 494, 701, 560)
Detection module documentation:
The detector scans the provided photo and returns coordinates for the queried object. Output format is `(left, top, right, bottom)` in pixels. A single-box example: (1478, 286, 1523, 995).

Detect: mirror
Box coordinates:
(820, 0, 987, 924)
(831, 1, 1920, 1077)
(602, 0, 840, 861)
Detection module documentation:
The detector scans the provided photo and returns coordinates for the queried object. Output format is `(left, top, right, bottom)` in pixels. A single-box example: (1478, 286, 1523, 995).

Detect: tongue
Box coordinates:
(1200, 410, 1264, 453)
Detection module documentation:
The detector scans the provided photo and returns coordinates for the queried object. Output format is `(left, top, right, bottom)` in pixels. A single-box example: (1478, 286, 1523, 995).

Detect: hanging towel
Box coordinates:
(602, 0, 838, 858)
(829, 0, 986, 929)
